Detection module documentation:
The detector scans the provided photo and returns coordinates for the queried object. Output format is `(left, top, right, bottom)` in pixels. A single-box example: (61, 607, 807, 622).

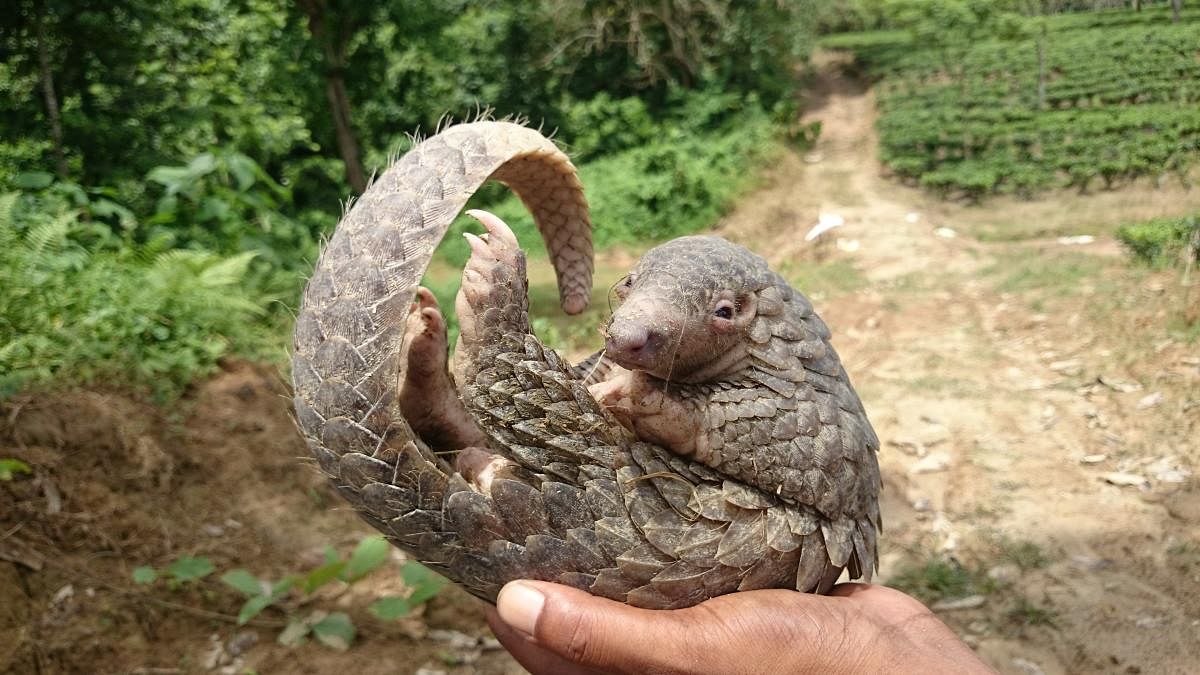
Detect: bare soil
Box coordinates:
(3, 51, 1198, 675)
(0, 363, 522, 674)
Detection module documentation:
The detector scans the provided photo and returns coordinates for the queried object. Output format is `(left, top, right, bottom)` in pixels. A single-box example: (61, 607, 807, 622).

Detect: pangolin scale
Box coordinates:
(291, 121, 881, 609)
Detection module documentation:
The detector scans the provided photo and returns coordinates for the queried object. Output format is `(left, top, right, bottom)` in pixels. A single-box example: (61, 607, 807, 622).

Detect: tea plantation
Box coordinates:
(824, 5, 1200, 199)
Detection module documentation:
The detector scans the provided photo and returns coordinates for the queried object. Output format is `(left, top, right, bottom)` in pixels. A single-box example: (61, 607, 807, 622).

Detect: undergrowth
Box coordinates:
(1117, 214, 1199, 265)
(1, 88, 788, 399)
(0, 187, 277, 400)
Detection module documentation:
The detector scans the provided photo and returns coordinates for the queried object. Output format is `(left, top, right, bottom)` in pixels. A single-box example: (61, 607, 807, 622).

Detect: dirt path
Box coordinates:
(717, 52, 1200, 675)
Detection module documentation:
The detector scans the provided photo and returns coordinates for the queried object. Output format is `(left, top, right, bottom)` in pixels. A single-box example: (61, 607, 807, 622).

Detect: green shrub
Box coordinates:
(1117, 215, 1200, 265)
(830, 9, 1200, 198)
(0, 187, 273, 399)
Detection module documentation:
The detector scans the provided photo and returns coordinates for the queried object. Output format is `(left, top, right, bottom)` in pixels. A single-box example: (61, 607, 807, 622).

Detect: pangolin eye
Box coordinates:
(714, 304, 734, 320)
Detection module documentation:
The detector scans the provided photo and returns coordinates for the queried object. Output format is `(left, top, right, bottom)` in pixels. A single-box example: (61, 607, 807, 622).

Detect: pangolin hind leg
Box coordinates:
(397, 287, 488, 454)
(397, 286, 524, 491)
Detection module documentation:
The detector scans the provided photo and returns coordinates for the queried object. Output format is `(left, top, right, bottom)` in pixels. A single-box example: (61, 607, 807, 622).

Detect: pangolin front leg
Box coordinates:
(454, 209, 531, 381)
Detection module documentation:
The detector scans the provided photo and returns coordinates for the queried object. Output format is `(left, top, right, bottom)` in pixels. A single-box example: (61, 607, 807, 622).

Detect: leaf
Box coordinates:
(132, 566, 159, 585)
(0, 458, 32, 481)
(197, 251, 257, 289)
(311, 612, 356, 651)
(342, 536, 389, 582)
(187, 152, 217, 176)
(367, 596, 411, 621)
(268, 574, 298, 600)
(147, 166, 189, 190)
(227, 152, 257, 190)
(400, 561, 446, 606)
(301, 560, 346, 594)
(12, 172, 53, 190)
(277, 618, 310, 647)
(221, 569, 265, 597)
(167, 556, 215, 583)
(238, 594, 274, 625)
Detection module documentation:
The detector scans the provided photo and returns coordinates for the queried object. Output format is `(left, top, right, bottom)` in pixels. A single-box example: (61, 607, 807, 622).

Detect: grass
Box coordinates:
(987, 251, 1107, 295)
(887, 557, 986, 604)
(996, 537, 1050, 572)
(781, 259, 867, 299)
(1006, 596, 1058, 630)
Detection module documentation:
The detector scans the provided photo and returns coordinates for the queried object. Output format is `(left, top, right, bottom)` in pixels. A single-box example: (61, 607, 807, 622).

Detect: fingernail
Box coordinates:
(497, 581, 544, 637)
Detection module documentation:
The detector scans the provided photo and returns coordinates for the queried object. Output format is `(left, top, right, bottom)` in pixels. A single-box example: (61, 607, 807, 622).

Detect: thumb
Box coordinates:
(491, 580, 703, 674)
(489, 580, 825, 675)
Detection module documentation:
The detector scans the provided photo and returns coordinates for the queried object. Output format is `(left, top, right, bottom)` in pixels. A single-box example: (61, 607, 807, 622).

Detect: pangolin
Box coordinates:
(291, 121, 881, 609)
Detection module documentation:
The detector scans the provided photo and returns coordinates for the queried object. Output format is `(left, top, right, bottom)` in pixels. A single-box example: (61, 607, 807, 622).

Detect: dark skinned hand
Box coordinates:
(487, 580, 997, 675)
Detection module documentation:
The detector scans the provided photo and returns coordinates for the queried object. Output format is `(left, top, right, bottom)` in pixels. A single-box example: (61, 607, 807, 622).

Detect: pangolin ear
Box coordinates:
(734, 292, 758, 328)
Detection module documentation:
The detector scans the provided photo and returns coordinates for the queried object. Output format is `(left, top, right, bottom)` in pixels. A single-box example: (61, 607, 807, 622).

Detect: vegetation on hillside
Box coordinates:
(0, 0, 814, 397)
(824, 2, 1200, 200)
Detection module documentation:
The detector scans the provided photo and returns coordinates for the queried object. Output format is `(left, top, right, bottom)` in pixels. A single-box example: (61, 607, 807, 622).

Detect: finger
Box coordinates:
(487, 607, 603, 675)
(493, 581, 832, 675)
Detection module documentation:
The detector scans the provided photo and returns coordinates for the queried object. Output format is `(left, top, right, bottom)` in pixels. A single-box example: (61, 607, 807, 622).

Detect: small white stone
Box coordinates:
(1136, 392, 1164, 410)
(1011, 657, 1047, 675)
(931, 595, 986, 611)
(1100, 472, 1150, 489)
(987, 563, 1021, 585)
(910, 452, 952, 474)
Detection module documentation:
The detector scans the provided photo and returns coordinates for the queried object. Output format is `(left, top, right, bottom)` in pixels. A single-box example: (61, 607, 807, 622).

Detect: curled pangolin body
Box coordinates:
(291, 121, 881, 608)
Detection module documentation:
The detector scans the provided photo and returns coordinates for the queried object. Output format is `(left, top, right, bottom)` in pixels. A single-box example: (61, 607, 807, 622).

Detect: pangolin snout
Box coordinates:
(605, 317, 664, 370)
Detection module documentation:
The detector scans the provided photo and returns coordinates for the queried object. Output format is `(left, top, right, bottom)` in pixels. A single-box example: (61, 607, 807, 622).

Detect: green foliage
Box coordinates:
(132, 536, 443, 650)
(436, 90, 778, 271)
(132, 556, 215, 589)
(368, 562, 447, 621)
(0, 182, 274, 399)
(888, 557, 982, 602)
(998, 538, 1050, 572)
(1117, 215, 1200, 265)
(131, 566, 159, 585)
(341, 535, 391, 582)
(828, 5, 1200, 198)
(1, 0, 802, 398)
(0, 458, 32, 481)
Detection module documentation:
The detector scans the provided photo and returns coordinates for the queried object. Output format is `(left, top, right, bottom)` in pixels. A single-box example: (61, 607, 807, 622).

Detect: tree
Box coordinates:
(295, 0, 369, 194)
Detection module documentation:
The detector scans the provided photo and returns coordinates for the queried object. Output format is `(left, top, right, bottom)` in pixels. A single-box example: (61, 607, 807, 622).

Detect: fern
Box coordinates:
(0, 189, 274, 399)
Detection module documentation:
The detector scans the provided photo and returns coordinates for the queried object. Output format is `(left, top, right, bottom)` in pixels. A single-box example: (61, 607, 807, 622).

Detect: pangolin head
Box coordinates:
(604, 235, 775, 382)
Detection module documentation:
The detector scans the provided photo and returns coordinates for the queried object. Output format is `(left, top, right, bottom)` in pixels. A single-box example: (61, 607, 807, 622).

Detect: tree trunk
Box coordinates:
(1172, 0, 1182, 22)
(298, 0, 367, 194)
(35, 8, 68, 178)
(323, 67, 367, 194)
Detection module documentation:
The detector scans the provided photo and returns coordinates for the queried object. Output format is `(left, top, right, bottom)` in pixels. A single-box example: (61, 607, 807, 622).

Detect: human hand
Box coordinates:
(487, 580, 996, 675)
